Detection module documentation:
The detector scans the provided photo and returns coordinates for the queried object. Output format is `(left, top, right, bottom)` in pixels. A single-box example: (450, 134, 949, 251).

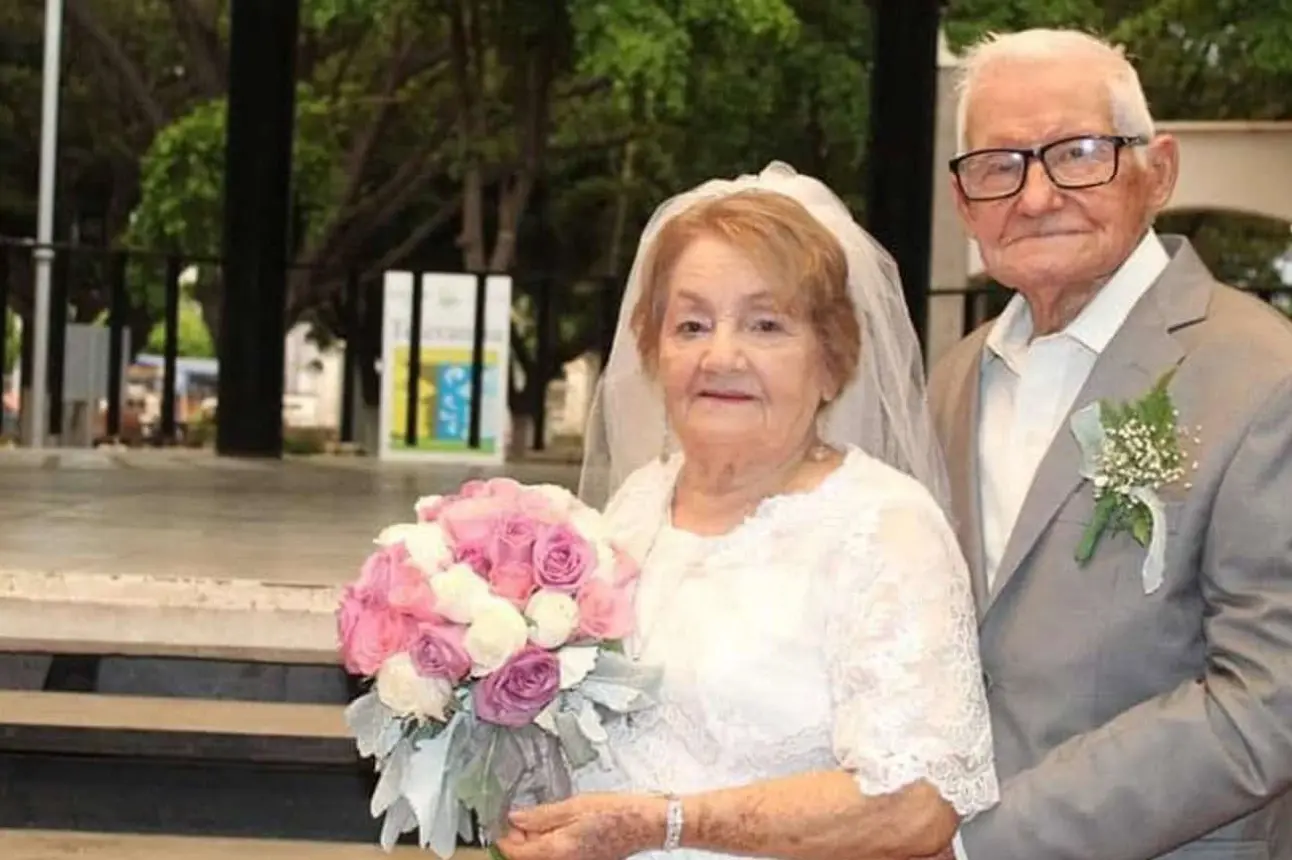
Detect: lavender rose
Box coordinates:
(409, 621, 472, 682)
(531, 523, 595, 593)
(472, 646, 560, 727)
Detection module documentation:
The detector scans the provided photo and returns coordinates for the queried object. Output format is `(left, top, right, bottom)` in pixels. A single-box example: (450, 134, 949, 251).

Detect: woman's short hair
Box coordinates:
(630, 189, 861, 391)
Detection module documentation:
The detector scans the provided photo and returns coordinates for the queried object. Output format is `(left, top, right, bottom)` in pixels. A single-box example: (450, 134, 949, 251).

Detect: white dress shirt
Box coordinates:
(953, 229, 1170, 860)
(977, 230, 1170, 590)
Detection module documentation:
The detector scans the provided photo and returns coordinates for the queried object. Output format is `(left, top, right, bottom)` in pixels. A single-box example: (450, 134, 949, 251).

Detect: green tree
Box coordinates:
(143, 298, 216, 358)
(945, 0, 1292, 298)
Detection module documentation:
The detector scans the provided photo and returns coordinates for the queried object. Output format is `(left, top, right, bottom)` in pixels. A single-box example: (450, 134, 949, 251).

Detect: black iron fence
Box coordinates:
(1, 238, 1288, 452)
(0, 239, 625, 452)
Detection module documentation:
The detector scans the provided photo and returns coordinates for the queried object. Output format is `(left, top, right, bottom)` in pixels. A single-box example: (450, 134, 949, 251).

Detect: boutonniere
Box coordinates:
(1070, 369, 1195, 594)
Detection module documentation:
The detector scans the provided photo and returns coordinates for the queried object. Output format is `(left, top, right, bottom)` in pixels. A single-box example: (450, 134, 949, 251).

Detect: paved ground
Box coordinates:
(0, 448, 582, 664)
(0, 448, 581, 586)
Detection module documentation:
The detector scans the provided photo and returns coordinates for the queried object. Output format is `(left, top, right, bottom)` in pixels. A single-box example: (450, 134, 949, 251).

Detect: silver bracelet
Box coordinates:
(663, 794, 684, 851)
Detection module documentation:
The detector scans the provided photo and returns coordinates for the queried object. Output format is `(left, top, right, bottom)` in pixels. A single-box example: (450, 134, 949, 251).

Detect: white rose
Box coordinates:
(372, 522, 453, 573)
(430, 563, 492, 623)
(529, 483, 578, 514)
(463, 597, 530, 676)
(376, 653, 453, 721)
(526, 590, 580, 649)
(402, 523, 453, 573)
(373, 522, 417, 547)
(414, 494, 444, 517)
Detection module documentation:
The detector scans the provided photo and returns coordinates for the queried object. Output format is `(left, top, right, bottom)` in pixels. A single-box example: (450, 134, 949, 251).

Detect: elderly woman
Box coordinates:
(497, 163, 997, 860)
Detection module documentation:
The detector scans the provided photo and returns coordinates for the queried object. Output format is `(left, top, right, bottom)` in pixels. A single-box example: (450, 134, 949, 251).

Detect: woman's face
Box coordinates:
(656, 236, 835, 458)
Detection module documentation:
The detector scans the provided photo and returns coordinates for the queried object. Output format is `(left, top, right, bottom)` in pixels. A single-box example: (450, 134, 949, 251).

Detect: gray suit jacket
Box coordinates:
(928, 236, 1292, 860)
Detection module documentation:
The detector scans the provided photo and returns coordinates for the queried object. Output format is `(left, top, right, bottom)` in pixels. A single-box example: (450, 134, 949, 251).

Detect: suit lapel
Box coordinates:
(981, 237, 1211, 619)
(943, 336, 991, 616)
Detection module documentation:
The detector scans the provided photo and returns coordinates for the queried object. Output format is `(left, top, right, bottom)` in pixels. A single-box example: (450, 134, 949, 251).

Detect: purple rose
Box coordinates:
(473, 646, 561, 727)
(489, 514, 539, 568)
(410, 621, 471, 682)
(531, 523, 595, 593)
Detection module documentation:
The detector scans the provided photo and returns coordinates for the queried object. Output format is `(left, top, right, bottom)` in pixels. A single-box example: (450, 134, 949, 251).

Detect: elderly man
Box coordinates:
(928, 28, 1292, 860)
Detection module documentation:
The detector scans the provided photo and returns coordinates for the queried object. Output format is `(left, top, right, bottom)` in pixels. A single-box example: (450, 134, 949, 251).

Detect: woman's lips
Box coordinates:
(698, 390, 756, 402)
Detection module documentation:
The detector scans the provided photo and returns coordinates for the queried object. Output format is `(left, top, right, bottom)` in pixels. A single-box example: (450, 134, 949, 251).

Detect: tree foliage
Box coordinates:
(0, 0, 1289, 414)
(945, 0, 1292, 297)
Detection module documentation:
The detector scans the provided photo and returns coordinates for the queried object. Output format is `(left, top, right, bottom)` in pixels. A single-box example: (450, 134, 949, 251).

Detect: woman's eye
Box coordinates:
(751, 318, 784, 333)
(675, 320, 707, 335)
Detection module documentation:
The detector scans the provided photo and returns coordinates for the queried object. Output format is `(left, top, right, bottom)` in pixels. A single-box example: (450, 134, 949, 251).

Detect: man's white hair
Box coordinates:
(954, 28, 1155, 154)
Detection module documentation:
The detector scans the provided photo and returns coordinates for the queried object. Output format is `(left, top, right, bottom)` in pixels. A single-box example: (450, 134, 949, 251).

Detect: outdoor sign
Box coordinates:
(378, 271, 512, 463)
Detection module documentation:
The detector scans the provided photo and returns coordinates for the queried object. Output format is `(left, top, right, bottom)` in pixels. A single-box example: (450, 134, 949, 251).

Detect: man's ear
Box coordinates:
(951, 173, 973, 224)
(1144, 133, 1179, 210)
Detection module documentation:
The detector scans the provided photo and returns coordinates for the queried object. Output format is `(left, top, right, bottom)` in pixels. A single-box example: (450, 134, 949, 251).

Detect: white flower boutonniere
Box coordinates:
(1070, 369, 1195, 594)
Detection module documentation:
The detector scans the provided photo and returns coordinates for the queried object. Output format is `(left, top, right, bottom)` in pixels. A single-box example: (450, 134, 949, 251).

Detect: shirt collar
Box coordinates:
(985, 229, 1170, 365)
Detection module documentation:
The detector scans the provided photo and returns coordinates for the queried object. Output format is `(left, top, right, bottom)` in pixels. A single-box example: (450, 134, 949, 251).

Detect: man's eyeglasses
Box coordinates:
(949, 134, 1148, 202)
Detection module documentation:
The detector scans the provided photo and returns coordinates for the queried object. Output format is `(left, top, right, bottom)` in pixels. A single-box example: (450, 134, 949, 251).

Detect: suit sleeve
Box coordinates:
(960, 375, 1292, 860)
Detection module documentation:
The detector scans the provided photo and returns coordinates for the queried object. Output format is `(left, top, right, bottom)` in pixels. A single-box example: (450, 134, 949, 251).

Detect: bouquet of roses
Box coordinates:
(337, 477, 659, 857)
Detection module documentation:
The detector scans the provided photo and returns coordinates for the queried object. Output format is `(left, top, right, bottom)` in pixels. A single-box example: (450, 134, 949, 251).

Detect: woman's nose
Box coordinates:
(699, 325, 744, 371)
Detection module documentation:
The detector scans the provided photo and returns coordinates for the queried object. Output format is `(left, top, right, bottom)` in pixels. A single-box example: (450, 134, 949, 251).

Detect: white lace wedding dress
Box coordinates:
(572, 446, 999, 859)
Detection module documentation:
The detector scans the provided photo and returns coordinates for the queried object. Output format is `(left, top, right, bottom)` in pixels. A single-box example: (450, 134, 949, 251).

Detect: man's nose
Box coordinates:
(1015, 160, 1064, 215)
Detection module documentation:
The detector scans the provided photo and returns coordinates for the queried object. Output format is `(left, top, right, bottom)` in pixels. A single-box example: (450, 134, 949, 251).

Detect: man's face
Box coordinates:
(953, 59, 1178, 298)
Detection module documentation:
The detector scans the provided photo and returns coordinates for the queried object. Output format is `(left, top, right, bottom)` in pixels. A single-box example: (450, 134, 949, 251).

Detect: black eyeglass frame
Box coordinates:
(948, 134, 1150, 201)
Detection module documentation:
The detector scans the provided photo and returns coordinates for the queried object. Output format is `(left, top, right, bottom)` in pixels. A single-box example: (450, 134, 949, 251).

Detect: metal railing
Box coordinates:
(0, 239, 626, 453)
(5, 238, 1283, 452)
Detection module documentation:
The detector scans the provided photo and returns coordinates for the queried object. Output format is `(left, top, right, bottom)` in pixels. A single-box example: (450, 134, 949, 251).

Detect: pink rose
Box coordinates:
(459, 478, 523, 502)
(489, 562, 537, 609)
(409, 621, 471, 682)
(336, 547, 439, 675)
(576, 578, 635, 641)
(515, 491, 565, 524)
(387, 556, 441, 622)
(489, 514, 539, 568)
(337, 589, 418, 676)
(416, 496, 450, 522)
(532, 524, 595, 593)
(353, 546, 399, 593)
(454, 542, 493, 577)
(439, 496, 508, 548)
(473, 646, 560, 727)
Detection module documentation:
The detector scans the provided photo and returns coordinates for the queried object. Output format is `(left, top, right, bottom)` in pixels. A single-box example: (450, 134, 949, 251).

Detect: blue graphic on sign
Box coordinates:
(432, 363, 499, 443)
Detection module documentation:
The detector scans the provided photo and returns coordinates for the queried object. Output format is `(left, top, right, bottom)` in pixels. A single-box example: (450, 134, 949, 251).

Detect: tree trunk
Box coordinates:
(449, 0, 489, 273)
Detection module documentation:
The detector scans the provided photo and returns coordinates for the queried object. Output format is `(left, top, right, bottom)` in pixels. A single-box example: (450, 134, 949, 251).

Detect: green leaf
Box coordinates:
(1131, 507, 1153, 547)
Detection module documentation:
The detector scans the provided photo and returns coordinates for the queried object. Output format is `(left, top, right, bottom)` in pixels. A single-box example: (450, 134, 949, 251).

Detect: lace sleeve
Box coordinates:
(825, 493, 999, 819)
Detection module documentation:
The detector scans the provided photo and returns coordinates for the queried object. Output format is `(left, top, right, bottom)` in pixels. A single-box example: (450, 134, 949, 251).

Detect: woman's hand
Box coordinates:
(493, 793, 665, 860)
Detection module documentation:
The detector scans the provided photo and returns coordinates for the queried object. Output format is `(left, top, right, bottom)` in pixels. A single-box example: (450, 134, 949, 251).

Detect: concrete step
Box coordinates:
(0, 689, 348, 739)
(0, 571, 339, 665)
(0, 830, 490, 860)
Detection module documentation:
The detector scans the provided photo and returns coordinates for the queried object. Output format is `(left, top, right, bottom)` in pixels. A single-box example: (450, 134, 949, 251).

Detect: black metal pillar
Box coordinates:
(160, 255, 181, 443)
(216, 0, 300, 457)
(105, 252, 127, 438)
(338, 268, 359, 443)
(0, 250, 8, 389)
(864, 0, 942, 354)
